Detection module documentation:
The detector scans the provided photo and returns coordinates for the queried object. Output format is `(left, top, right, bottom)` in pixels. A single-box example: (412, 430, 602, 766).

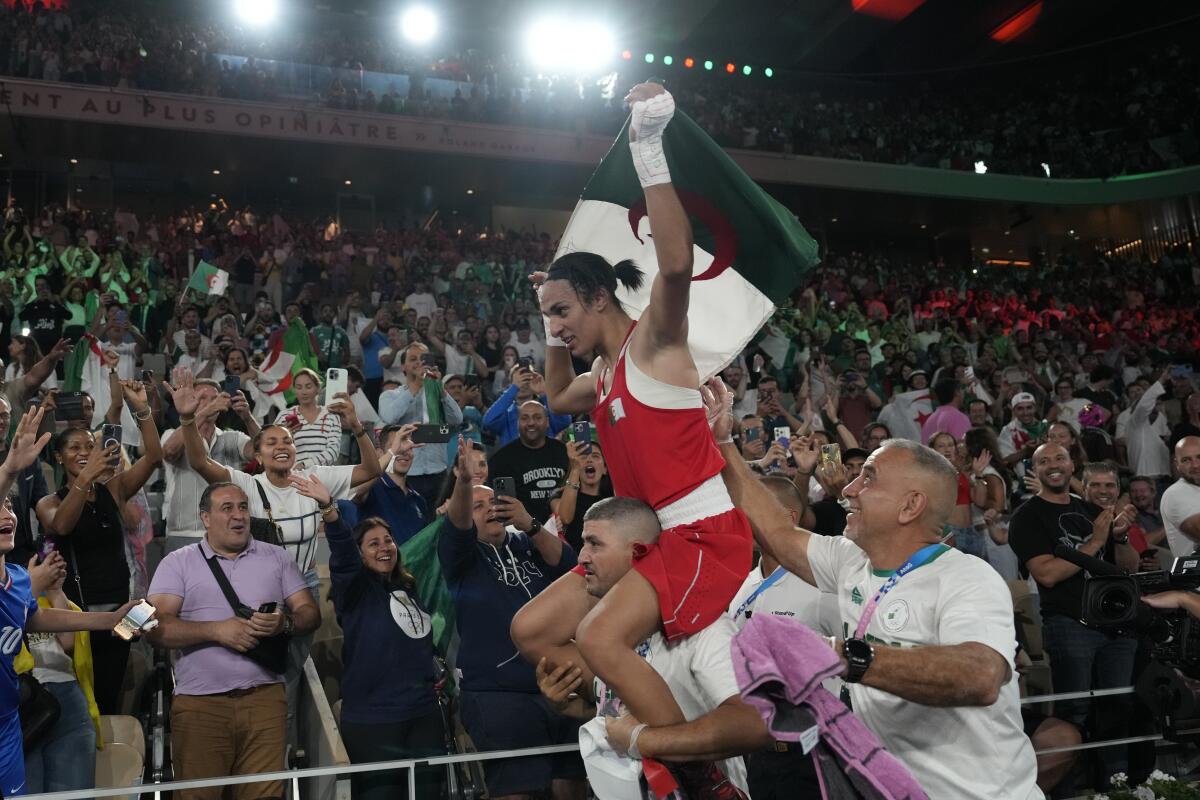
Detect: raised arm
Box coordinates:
(446, 436, 474, 531)
(0, 406, 53, 501)
(22, 338, 72, 398)
(626, 85, 693, 355)
(328, 392, 381, 486)
(706, 379, 816, 584)
(111, 381, 163, 503)
(164, 368, 232, 484)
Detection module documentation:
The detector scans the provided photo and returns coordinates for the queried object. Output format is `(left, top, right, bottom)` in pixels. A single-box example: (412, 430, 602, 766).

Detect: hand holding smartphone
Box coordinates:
(114, 600, 158, 641)
(571, 421, 592, 454)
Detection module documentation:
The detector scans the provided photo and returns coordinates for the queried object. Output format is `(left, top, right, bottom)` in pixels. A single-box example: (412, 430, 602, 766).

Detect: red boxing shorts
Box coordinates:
(634, 506, 752, 640)
(571, 505, 752, 639)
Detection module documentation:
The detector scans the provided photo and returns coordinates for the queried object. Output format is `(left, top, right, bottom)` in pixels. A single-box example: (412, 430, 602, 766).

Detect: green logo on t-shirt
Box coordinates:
(850, 586, 864, 605)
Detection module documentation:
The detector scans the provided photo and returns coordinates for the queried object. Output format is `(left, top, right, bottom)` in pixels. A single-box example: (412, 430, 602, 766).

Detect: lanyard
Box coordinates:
(733, 566, 787, 620)
(854, 543, 947, 639)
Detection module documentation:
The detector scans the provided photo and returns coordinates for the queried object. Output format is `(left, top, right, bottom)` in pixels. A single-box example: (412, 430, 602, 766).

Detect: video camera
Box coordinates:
(1059, 546, 1200, 676)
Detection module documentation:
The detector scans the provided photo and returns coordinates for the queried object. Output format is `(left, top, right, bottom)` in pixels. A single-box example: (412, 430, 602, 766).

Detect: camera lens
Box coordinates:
(1097, 586, 1135, 622)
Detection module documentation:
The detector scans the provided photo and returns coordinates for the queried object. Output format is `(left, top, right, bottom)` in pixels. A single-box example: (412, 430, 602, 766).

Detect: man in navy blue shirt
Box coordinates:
(439, 438, 582, 799)
(342, 424, 428, 544)
(483, 364, 571, 448)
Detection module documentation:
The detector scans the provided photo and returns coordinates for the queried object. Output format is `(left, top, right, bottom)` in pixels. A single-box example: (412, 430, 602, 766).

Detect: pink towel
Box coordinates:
(733, 614, 928, 800)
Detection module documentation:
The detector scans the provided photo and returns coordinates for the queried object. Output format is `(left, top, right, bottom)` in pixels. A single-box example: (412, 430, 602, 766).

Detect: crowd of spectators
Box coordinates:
(0, 191, 1197, 794)
(1, 1, 1198, 177)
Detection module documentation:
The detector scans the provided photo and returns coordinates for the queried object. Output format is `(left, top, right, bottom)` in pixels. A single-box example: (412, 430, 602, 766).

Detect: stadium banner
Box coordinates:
(0, 79, 614, 164)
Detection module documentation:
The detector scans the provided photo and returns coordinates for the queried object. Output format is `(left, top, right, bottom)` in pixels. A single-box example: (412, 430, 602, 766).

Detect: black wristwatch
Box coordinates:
(843, 637, 875, 683)
(524, 521, 543, 536)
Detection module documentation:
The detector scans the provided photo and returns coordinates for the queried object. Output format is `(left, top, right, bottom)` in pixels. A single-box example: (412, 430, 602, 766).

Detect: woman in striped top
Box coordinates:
(276, 369, 342, 468)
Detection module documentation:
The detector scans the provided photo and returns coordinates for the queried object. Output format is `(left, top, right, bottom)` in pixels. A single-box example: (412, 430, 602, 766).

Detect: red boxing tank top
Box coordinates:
(593, 326, 727, 511)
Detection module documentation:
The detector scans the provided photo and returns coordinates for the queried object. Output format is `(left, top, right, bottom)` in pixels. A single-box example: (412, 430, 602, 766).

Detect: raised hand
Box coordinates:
(164, 367, 199, 417)
(565, 440, 588, 471)
(120, 380, 150, 413)
(971, 450, 992, 477)
(491, 494, 534, 532)
(625, 82, 673, 142)
(48, 338, 72, 360)
(790, 435, 820, 475)
(3, 405, 52, 475)
(329, 391, 360, 429)
(287, 472, 333, 507)
(702, 378, 734, 442)
(82, 443, 121, 482)
(816, 458, 850, 499)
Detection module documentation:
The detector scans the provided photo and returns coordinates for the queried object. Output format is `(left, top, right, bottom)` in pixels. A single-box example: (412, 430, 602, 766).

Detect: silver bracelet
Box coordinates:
(627, 723, 649, 760)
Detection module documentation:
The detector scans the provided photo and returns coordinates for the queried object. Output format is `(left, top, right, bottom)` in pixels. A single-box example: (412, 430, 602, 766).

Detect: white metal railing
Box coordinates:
(22, 686, 1176, 799)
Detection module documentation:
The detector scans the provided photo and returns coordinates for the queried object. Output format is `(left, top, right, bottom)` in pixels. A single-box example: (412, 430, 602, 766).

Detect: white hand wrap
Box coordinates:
(629, 91, 675, 187)
(626, 723, 649, 760)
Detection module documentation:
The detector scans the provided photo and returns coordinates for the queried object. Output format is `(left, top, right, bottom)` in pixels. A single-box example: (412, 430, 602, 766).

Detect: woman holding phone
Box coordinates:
(36, 380, 163, 713)
(291, 471, 446, 800)
(274, 368, 342, 468)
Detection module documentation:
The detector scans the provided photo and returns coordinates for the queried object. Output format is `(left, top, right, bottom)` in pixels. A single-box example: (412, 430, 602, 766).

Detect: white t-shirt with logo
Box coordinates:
(589, 616, 749, 795)
(1160, 478, 1200, 557)
(728, 563, 838, 636)
(807, 535, 1041, 800)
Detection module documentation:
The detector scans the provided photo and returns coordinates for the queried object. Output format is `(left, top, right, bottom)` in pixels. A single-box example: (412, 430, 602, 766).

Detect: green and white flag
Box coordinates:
(186, 261, 229, 296)
(555, 111, 820, 379)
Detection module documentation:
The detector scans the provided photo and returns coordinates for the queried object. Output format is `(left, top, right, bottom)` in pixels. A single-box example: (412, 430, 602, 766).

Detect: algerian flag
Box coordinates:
(755, 323, 798, 380)
(555, 111, 820, 378)
(399, 518, 456, 657)
(876, 388, 933, 443)
(186, 261, 230, 296)
(257, 318, 319, 405)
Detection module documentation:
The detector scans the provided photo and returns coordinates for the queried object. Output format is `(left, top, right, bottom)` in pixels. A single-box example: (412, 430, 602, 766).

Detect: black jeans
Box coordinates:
(341, 708, 446, 800)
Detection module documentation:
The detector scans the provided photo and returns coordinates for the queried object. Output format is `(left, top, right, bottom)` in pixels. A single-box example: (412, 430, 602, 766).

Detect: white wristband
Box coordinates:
(629, 136, 671, 188)
(627, 723, 649, 760)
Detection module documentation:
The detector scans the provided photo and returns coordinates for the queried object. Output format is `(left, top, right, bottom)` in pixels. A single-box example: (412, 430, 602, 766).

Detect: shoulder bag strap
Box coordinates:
(254, 479, 277, 526)
(66, 539, 87, 611)
(203, 552, 251, 618)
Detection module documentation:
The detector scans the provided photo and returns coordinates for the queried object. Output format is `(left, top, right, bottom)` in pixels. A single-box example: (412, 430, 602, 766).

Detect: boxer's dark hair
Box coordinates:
(546, 252, 644, 313)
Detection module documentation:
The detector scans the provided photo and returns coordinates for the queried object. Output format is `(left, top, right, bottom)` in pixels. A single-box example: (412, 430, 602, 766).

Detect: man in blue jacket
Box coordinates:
(483, 364, 571, 447)
(438, 438, 582, 799)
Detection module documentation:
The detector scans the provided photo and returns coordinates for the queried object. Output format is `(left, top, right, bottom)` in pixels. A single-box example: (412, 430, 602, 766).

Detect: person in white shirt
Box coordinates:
(707, 380, 1041, 800)
(531, 498, 767, 796)
(508, 319, 544, 371)
(1161, 436, 1200, 557)
(160, 379, 258, 549)
(429, 326, 489, 380)
(404, 280, 437, 320)
(376, 327, 409, 385)
(726, 476, 839, 798)
(1115, 375, 1171, 480)
(1049, 379, 1090, 433)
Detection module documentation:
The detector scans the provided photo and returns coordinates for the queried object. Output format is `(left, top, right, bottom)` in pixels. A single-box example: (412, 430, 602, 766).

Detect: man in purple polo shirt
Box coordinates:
(147, 482, 321, 800)
(920, 378, 972, 445)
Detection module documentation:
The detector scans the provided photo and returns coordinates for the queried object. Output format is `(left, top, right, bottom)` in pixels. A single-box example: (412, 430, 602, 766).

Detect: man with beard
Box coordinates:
(488, 401, 570, 523)
(1008, 444, 1139, 784)
(1160, 436, 1200, 557)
